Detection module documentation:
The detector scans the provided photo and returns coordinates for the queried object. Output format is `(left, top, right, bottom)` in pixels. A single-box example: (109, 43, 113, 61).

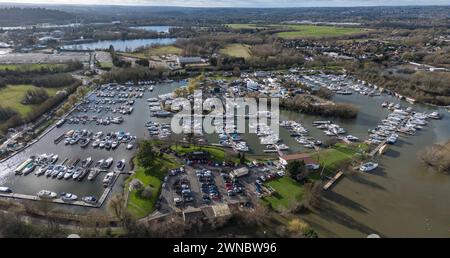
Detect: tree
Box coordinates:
(108, 193, 126, 222)
(136, 140, 158, 169)
(286, 160, 309, 182)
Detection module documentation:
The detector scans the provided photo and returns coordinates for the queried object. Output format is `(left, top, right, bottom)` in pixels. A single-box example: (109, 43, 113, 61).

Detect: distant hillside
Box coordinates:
(0, 7, 75, 27)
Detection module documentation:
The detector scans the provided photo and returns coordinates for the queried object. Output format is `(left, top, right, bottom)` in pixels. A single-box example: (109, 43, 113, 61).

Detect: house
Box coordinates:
(177, 56, 203, 66)
(230, 167, 249, 179)
(279, 153, 319, 170)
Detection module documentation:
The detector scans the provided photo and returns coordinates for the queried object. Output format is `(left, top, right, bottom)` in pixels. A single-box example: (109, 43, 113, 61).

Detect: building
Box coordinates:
(177, 56, 203, 66)
(279, 153, 319, 170)
(230, 167, 249, 179)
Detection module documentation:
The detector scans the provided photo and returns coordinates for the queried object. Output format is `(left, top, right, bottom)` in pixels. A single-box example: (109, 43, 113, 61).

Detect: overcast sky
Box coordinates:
(0, 0, 449, 7)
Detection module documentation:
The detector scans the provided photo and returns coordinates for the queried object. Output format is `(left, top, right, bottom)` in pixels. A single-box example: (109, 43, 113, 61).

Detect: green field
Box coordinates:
(99, 62, 113, 69)
(219, 44, 251, 59)
(127, 154, 181, 218)
(0, 85, 64, 117)
(0, 63, 68, 72)
(312, 143, 368, 174)
(263, 177, 305, 211)
(227, 24, 269, 29)
(277, 25, 364, 39)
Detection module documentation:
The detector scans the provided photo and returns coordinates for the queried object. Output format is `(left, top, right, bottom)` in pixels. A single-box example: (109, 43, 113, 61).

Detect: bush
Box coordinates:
(140, 186, 153, 199)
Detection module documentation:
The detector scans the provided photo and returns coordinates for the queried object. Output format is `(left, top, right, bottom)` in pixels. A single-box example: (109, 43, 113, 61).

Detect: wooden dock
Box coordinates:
(369, 140, 387, 157)
(323, 171, 344, 191)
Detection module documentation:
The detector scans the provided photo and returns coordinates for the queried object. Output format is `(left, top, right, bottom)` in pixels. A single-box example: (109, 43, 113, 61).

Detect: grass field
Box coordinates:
(277, 25, 364, 39)
(127, 154, 181, 218)
(0, 85, 64, 117)
(263, 177, 305, 211)
(0, 63, 68, 72)
(227, 24, 269, 29)
(219, 44, 251, 59)
(99, 62, 113, 69)
(312, 143, 367, 174)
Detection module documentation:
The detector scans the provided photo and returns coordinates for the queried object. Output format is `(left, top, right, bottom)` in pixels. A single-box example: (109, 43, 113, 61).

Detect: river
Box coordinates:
(62, 38, 177, 52)
(0, 79, 449, 235)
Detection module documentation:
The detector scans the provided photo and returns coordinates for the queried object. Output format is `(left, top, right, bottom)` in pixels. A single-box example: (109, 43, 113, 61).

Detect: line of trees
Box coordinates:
(21, 88, 49, 105)
(419, 140, 450, 173)
(281, 95, 359, 119)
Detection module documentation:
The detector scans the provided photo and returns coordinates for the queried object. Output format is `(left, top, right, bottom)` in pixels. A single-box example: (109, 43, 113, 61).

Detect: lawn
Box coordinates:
(226, 24, 269, 29)
(99, 62, 113, 69)
(312, 143, 367, 174)
(0, 84, 65, 117)
(277, 25, 364, 39)
(127, 154, 181, 218)
(263, 177, 305, 212)
(219, 44, 251, 59)
(0, 63, 68, 72)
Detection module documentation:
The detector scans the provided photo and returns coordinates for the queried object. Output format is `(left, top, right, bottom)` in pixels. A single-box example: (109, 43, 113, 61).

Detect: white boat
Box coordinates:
(88, 168, 101, 181)
(102, 157, 114, 169)
(60, 192, 78, 202)
(50, 155, 59, 164)
(72, 167, 83, 180)
(22, 162, 36, 175)
(360, 162, 379, 172)
(35, 165, 48, 176)
(37, 190, 57, 199)
(102, 172, 115, 187)
(63, 167, 75, 179)
(82, 196, 98, 205)
(115, 159, 126, 171)
(126, 142, 134, 150)
(80, 157, 93, 168)
(0, 187, 12, 193)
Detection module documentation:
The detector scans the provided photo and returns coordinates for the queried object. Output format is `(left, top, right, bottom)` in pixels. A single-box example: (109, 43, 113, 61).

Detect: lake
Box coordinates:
(62, 38, 177, 52)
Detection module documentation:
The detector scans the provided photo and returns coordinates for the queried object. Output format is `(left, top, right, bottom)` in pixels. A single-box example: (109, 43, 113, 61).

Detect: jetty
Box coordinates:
(323, 171, 344, 191)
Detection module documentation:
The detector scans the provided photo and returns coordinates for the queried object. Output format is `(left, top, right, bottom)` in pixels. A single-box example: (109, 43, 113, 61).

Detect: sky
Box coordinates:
(0, 0, 449, 7)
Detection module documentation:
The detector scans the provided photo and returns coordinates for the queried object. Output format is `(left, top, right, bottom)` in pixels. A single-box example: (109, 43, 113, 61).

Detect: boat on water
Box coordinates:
(35, 165, 48, 176)
(63, 167, 75, 179)
(360, 162, 379, 172)
(102, 172, 115, 187)
(149, 86, 154, 92)
(60, 192, 78, 202)
(80, 157, 93, 168)
(37, 190, 57, 199)
(57, 169, 66, 179)
(22, 162, 36, 175)
(82, 196, 98, 205)
(0, 187, 12, 193)
(102, 157, 114, 169)
(15, 158, 34, 175)
(72, 167, 83, 180)
(87, 168, 101, 181)
(50, 154, 58, 164)
(115, 159, 126, 171)
(428, 112, 441, 119)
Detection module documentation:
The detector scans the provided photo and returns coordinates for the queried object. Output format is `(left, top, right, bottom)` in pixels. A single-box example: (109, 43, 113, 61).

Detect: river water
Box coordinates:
(62, 38, 177, 52)
(0, 82, 183, 203)
(0, 79, 449, 235)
